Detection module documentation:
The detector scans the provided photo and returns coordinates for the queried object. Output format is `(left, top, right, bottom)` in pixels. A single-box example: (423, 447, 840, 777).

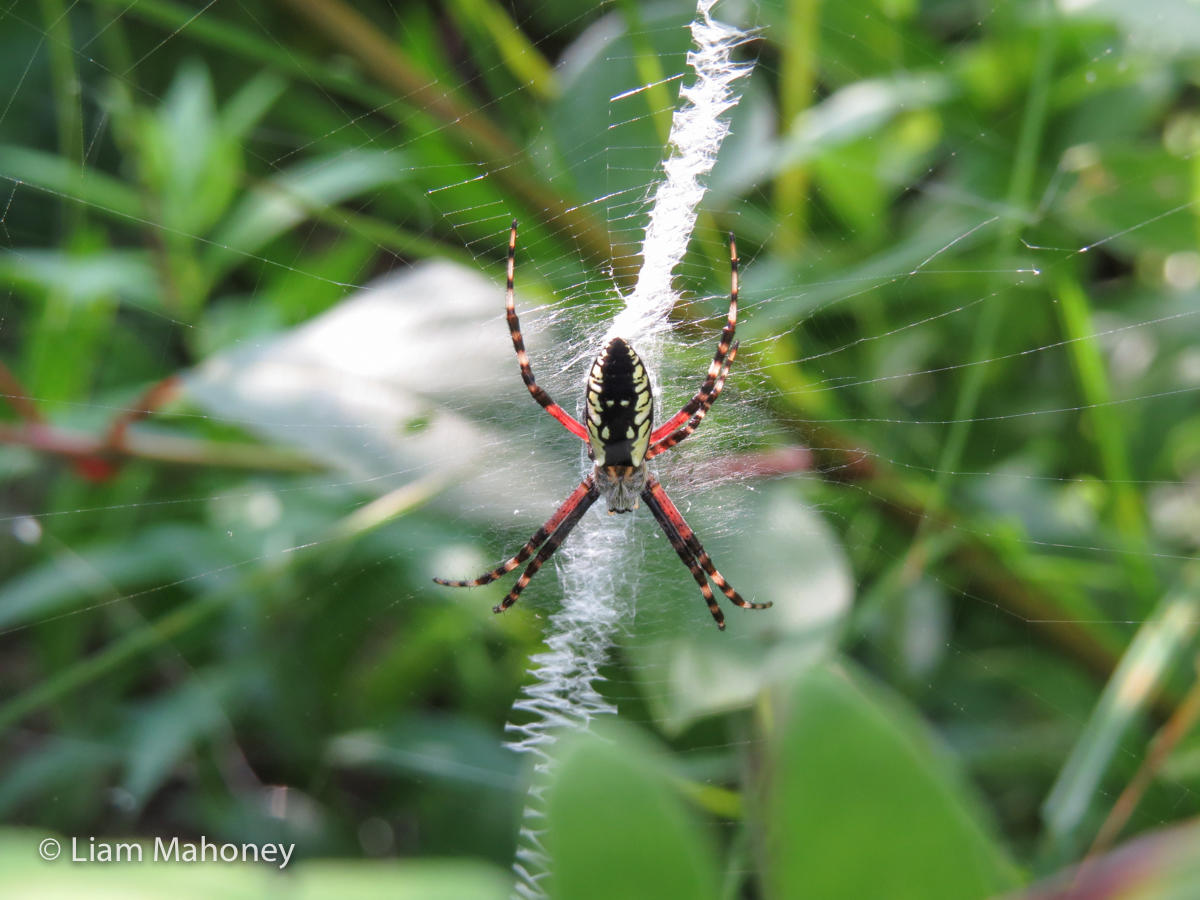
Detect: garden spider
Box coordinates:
(434, 221, 771, 630)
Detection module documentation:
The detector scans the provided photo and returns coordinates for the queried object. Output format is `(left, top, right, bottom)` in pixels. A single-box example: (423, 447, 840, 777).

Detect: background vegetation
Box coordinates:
(3, 0, 1200, 896)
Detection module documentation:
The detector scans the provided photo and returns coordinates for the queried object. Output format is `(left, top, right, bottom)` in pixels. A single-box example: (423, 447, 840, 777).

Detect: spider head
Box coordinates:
(595, 464, 647, 513)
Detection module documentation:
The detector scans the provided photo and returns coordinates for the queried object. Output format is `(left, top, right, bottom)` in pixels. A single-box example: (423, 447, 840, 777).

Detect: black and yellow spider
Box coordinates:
(434, 221, 771, 630)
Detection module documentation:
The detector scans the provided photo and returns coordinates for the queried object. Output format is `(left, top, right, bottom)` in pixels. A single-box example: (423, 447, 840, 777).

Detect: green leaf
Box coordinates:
(138, 60, 241, 236)
(207, 150, 413, 282)
(327, 716, 520, 792)
(549, 7, 692, 216)
(627, 482, 851, 734)
(0, 248, 161, 309)
(1041, 568, 1200, 864)
(0, 740, 118, 819)
(764, 664, 1020, 899)
(443, 0, 558, 100)
(544, 722, 722, 900)
(122, 676, 240, 810)
(220, 71, 287, 141)
(0, 145, 142, 218)
(1054, 144, 1193, 257)
(721, 72, 953, 196)
(184, 260, 577, 517)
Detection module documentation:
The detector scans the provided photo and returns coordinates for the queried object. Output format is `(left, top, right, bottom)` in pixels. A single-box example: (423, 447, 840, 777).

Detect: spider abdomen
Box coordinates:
(585, 337, 653, 468)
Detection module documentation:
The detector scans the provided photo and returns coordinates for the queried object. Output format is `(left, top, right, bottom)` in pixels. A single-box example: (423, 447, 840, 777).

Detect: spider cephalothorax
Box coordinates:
(434, 221, 772, 630)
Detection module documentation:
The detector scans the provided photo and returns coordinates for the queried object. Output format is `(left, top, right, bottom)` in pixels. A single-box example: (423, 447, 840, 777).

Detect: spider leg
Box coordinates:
(649, 233, 739, 445)
(644, 475, 772, 615)
(646, 342, 737, 460)
(505, 220, 588, 441)
(434, 477, 596, 587)
(641, 482, 726, 629)
(494, 479, 600, 613)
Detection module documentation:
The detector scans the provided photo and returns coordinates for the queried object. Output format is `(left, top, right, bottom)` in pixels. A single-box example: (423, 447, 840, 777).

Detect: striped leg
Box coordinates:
(494, 479, 600, 613)
(641, 482, 726, 629)
(505, 220, 588, 441)
(644, 475, 772, 615)
(646, 342, 737, 460)
(650, 233, 739, 444)
(434, 477, 596, 587)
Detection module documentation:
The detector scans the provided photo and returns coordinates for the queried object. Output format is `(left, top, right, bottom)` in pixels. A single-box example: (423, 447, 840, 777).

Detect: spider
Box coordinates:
(434, 221, 771, 630)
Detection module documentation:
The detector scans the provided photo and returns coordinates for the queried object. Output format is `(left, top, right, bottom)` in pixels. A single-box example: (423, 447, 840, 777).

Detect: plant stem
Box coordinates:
(773, 0, 818, 256)
(276, 0, 615, 268)
(0, 421, 323, 472)
(1055, 273, 1156, 602)
(919, 7, 1058, 529)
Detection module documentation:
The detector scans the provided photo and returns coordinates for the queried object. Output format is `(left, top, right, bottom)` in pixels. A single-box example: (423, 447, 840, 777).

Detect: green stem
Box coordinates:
(915, 7, 1058, 544)
(773, 0, 818, 256)
(1055, 273, 1156, 601)
(1039, 566, 1200, 868)
(617, 0, 675, 147)
(0, 421, 324, 472)
(445, 0, 559, 101)
(39, 0, 84, 234)
(275, 0, 614, 268)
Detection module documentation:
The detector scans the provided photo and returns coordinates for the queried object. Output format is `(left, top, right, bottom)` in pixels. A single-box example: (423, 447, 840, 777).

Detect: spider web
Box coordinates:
(1, 0, 1200, 893)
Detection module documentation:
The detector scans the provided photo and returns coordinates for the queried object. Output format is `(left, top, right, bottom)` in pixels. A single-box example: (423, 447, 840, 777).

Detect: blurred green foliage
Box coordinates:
(3, 0, 1200, 896)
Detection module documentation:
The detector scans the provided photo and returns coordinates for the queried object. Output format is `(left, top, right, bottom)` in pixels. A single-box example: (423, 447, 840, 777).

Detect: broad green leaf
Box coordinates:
(220, 71, 287, 141)
(1054, 144, 1193, 257)
(327, 716, 520, 792)
(764, 664, 1020, 899)
(548, 4, 695, 230)
(543, 722, 722, 900)
(626, 482, 851, 734)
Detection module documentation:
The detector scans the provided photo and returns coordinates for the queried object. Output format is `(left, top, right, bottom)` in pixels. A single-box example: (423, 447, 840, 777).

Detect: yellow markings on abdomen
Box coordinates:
(584, 337, 654, 467)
